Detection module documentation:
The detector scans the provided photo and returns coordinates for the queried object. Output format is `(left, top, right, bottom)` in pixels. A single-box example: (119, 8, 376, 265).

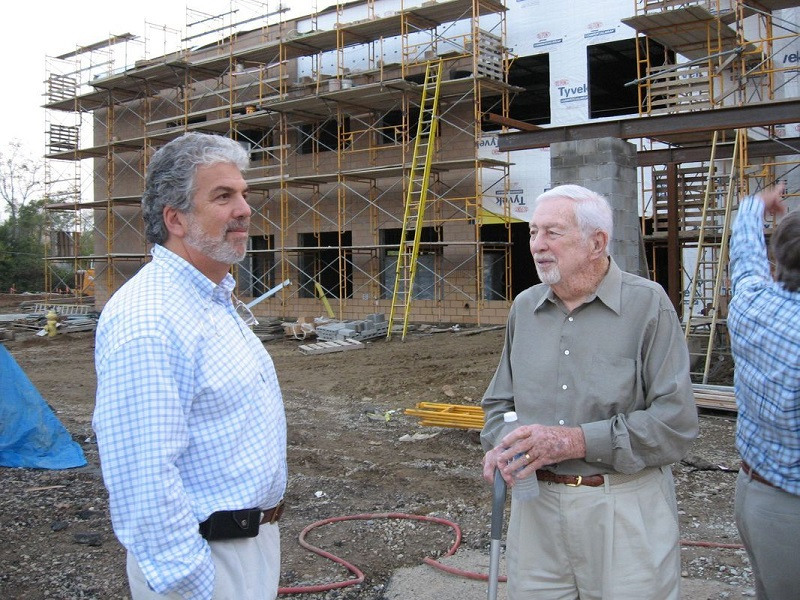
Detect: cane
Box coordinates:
(487, 468, 507, 600)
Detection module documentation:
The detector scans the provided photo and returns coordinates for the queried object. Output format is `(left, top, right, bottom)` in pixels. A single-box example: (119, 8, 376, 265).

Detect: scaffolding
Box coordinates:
(626, 0, 800, 382)
(43, 33, 144, 299)
(43, 0, 516, 327)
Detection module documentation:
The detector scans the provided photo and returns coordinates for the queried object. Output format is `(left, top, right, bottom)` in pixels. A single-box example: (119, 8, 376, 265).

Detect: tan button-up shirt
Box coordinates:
(481, 259, 698, 475)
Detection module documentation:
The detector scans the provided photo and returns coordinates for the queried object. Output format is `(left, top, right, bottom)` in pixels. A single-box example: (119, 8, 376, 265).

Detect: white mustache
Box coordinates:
(226, 219, 249, 231)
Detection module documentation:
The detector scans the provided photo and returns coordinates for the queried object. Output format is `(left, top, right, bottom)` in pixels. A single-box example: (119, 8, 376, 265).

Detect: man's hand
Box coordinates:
(760, 182, 787, 219)
(482, 424, 587, 486)
(482, 446, 509, 485)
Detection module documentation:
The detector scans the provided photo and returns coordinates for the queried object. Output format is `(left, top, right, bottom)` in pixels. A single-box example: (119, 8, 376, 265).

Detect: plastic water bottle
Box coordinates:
(501, 411, 539, 501)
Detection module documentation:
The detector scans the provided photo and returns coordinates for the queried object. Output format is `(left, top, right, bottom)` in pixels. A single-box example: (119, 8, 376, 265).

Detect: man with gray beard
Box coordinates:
(94, 133, 287, 599)
(481, 184, 698, 599)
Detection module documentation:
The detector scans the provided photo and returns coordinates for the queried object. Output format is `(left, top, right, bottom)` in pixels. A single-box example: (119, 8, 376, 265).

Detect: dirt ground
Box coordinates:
(0, 296, 754, 599)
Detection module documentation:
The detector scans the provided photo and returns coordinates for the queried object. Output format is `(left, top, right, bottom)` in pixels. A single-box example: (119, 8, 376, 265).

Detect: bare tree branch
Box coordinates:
(0, 140, 44, 241)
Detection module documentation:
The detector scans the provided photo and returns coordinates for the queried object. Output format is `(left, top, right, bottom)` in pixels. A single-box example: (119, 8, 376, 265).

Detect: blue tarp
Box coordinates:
(0, 343, 87, 469)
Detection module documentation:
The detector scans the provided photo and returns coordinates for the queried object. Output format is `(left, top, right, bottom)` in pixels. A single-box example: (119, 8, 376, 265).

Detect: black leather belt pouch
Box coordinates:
(199, 509, 261, 541)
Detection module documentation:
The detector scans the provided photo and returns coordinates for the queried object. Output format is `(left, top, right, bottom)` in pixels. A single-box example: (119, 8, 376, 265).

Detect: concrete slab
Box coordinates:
(384, 548, 756, 600)
(384, 549, 506, 600)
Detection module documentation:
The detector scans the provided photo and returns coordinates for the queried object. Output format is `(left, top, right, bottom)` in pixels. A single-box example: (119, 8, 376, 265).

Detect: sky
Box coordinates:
(0, 1, 317, 158)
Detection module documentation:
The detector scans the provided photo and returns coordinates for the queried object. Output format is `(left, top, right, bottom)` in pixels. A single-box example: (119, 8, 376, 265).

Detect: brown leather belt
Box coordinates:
(260, 500, 285, 525)
(536, 470, 604, 487)
(535, 468, 656, 487)
(741, 461, 778, 490)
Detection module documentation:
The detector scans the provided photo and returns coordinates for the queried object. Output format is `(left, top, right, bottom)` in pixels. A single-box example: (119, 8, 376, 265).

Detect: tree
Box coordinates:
(0, 141, 47, 291)
(0, 140, 44, 243)
(0, 140, 97, 292)
(0, 199, 47, 291)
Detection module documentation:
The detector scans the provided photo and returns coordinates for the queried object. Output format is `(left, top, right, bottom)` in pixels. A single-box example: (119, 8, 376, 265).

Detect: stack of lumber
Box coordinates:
(251, 318, 285, 342)
(693, 384, 736, 412)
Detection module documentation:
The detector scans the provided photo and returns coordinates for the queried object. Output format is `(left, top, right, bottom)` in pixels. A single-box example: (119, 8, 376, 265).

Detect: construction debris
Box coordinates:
(251, 318, 286, 342)
(364, 408, 402, 422)
(281, 316, 334, 340)
(9, 303, 99, 336)
(398, 432, 440, 442)
(455, 325, 505, 337)
(316, 313, 388, 342)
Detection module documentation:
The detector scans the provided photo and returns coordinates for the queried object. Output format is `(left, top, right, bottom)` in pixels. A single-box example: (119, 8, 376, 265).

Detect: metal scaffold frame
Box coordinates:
(43, 0, 516, 328)
(44, 33, 144, 299)
(627, 0, 800, 382)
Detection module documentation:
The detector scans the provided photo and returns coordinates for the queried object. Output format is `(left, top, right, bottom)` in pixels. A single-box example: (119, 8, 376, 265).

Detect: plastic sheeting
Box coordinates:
(0, 344, 87, 469)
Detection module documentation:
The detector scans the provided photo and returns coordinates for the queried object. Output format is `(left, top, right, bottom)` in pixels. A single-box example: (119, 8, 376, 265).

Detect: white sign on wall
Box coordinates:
(478, 133, 550, 223)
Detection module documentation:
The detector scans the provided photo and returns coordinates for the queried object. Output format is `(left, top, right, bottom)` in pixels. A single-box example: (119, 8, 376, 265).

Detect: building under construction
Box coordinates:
(44, 0, 799, 377)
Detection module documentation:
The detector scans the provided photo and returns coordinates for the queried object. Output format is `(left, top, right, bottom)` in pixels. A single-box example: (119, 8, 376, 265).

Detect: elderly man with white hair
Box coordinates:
(481, 184, 698, 600)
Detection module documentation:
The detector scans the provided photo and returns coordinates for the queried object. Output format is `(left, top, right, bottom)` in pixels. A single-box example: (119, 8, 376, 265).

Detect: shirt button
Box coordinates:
(562, 384, 568, 390)
(597, 458, 602, 462)
(558, 419, 565, 425)
(568, 317, 574, 322)
(564, 350, 570, 355)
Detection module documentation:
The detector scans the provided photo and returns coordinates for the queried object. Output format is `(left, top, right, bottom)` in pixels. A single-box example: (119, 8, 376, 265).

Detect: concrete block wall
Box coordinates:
(550, 138, 645, 277)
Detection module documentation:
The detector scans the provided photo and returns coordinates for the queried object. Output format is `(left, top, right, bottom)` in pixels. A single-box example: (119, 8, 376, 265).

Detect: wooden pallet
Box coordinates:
(298, 338, 365, 355)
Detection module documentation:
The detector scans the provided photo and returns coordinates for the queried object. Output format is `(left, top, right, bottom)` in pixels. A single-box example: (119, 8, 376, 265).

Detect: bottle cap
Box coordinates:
(503, 411, 518, 423)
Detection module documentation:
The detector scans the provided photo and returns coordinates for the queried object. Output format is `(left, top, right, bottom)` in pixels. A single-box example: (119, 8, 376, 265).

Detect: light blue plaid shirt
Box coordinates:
(93, 245, 287, 598)
(729, 194, 800, 495)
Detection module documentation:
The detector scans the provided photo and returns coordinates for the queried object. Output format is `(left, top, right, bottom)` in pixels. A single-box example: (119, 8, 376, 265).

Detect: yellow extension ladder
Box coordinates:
(387, 60, 443, 341)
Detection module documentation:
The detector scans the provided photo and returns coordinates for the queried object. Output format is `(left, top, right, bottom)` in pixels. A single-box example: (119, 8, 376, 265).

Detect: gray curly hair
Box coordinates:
(142, 132, 250, 245)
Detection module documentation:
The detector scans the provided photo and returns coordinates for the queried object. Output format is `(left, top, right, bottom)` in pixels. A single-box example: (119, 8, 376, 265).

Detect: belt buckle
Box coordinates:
(566, 475, 583, 487)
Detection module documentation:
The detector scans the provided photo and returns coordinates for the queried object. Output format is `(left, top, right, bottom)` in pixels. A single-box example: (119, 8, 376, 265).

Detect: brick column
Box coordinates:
(550, 137, 646, 277)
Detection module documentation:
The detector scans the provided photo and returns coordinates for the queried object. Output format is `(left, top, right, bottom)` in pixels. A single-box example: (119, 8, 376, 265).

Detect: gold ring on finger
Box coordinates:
(524, 453, 531, 461)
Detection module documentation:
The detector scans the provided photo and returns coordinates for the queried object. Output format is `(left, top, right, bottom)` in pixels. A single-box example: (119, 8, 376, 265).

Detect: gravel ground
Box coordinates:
(0, 316, 754, 599)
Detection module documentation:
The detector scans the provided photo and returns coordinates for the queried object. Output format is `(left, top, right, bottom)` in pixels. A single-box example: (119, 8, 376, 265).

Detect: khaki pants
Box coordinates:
(735, 469, 800, 600)
(506, 466, 680, 600)
(127, 523, 280, 599)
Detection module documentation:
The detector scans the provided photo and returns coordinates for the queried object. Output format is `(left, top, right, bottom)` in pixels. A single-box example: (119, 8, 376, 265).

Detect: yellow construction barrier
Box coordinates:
(404, 402, 485, 430)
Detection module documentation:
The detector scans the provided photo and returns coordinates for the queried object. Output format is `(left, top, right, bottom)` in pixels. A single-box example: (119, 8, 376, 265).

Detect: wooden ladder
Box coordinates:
(684, 129, 742, 383)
